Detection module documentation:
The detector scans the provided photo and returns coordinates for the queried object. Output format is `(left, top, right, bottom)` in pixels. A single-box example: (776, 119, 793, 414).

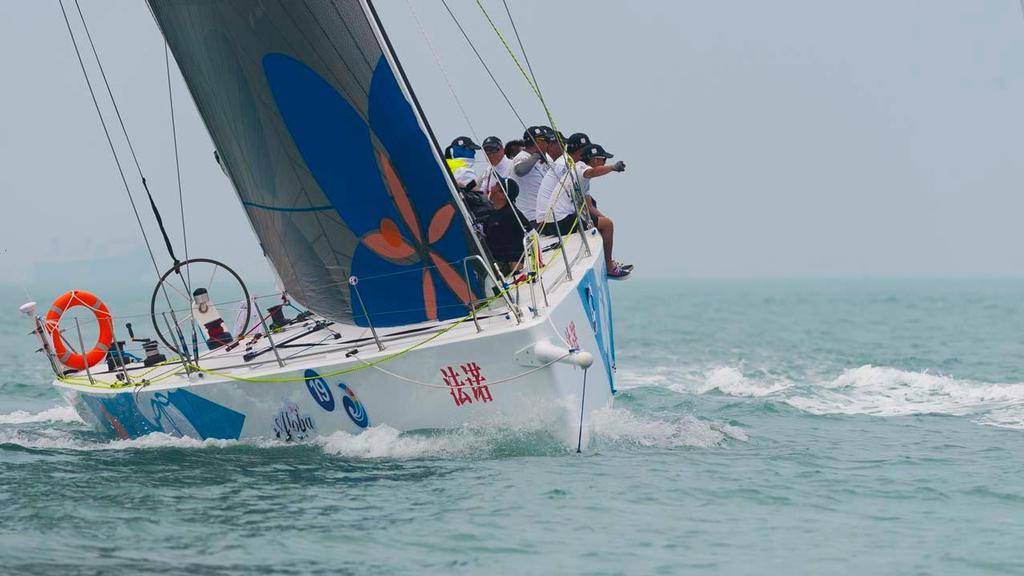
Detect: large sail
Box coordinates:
(147, 0, 481, 326)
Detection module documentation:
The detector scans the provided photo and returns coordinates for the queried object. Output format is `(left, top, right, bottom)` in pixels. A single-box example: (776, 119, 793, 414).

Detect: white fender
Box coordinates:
(514, 339, 594, 369)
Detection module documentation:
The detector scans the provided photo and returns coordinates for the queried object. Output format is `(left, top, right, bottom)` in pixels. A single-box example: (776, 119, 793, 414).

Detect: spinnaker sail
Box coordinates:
(147, 0, 481, 326)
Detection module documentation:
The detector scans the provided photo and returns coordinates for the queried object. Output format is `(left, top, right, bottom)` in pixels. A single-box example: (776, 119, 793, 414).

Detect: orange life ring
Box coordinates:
(44, 290, 114, 371)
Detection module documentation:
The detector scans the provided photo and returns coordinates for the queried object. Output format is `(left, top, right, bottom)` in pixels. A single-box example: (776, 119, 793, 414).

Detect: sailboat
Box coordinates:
(22, 1, 617, 449)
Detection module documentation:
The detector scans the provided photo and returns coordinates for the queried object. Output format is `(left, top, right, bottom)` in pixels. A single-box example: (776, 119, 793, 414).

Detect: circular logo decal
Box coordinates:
(304, 369, 335, 412)
(338, 383, 369, 428)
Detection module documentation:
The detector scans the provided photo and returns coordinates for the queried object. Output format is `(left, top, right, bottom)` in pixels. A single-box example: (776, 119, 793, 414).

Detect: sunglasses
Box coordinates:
(484, 147, 502, 153)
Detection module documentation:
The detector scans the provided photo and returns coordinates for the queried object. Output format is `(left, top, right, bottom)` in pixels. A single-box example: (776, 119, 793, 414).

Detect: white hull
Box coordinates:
(54, 230, 617, 449)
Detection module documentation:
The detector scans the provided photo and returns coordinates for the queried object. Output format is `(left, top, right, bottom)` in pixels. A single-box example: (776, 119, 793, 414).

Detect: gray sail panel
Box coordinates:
(148, 1, 480, 326)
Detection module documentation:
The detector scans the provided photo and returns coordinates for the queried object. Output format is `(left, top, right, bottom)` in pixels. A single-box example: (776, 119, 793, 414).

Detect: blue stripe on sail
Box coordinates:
(242, 201, 335, 213)
(262, 53, 399, 237)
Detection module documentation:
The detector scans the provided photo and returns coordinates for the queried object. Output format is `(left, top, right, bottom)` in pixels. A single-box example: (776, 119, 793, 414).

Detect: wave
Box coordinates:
(0, 429, 244, 451)
(626, 363, 1024, 429)
(590, 407, 748, 448)
(693, 366, 792, 397)
(0, 405, 82, 425)
(0, 408, 745, 457)
(784, 365, 1024, 419)
(315, 426, 486, 459)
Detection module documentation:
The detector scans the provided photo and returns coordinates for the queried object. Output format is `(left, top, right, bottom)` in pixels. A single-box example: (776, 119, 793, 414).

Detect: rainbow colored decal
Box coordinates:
(338, 383, 369, 429)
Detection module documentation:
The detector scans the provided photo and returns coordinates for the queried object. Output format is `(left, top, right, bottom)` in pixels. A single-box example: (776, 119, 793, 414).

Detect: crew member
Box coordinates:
(579, 143, 629, 278)
(534, 128, 574, 233)
(479, 136, 513, 197)
(510, 126, 552, 224)
(566, 135, 631, 272)
(445, 136, 481, 191)
(504, 139, 524, 160)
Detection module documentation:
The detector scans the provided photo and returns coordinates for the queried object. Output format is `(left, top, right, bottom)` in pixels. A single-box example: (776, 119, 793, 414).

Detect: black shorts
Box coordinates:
(540, 214, 580, 236)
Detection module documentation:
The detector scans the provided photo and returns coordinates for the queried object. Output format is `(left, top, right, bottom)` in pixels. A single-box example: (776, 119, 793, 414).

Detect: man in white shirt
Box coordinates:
(544, 134, 629, 278)
(510, 126, 552, 225)
(479, 136, 513, 201)
(534, 134, 576, 234)
(576, 142, 629, 278)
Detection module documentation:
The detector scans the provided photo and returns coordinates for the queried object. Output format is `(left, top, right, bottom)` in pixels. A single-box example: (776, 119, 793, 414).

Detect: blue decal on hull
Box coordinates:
(305, 369, 336, 412)
(578, 266, 616, 393)
(81, 388, 245, 440)
(338, 383, 369, 428)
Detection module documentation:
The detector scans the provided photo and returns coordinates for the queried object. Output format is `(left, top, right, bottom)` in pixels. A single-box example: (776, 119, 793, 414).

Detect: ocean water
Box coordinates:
(2, 279, 1023, 575)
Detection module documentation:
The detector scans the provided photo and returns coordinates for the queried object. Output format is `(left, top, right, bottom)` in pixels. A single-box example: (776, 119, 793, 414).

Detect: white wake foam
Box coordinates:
(691, 366, 792, 397)
(590, 407, 748, 448)
(627, 362, 1024, 429)
(0, 429, 243, 451)
(315, 426, 483, 459)
(785, 365, 1024, 419)
(0, 405, 82, 425)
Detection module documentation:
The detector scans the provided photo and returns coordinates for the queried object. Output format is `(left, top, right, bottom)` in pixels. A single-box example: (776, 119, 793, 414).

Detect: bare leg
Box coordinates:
(597, 216, 614, 269)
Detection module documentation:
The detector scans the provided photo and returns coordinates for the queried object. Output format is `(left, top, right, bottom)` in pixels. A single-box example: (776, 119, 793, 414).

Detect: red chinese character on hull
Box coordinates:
(440, 362, 493, 407)
(565, 321, 579, 351)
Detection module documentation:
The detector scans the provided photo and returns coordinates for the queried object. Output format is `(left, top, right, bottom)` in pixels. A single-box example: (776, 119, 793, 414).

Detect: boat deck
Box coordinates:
(54, 228, 601, 394)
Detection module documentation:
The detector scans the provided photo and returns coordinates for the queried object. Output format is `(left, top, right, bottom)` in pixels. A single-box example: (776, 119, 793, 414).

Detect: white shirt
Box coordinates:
(510, 150, 548, 222)
(479, 155, 512, 195)
(535, 154, 576, 224)
(573, 160, 591, 196)
(452, 163, 477, 190)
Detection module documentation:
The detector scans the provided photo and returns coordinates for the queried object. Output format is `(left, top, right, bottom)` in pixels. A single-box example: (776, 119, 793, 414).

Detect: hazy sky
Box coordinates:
(3, 0, 1024, 290)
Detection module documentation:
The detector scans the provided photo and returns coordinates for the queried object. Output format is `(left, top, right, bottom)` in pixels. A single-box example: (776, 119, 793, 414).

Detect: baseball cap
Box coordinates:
(523, 125, 551, 143)
(581, 143, 614, 161)
(566, 132, 590, 152)
(450, 136, 481, 150)
(482, 136, 503, 151)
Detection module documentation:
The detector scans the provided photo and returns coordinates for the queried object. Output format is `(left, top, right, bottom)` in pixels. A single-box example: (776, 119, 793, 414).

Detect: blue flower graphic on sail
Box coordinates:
(263, 54, 475, 326)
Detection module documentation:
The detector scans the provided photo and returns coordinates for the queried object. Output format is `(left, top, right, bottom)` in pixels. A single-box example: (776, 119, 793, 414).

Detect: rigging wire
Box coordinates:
(164, 45, 193, 293)
(500, 0, 546, 114)
(165, 42, 199, 356)
(57, 0, 164, 284)
(72, 0, 183, 273)
(439, 0, 528, 130)
(405, 0, 478, 140)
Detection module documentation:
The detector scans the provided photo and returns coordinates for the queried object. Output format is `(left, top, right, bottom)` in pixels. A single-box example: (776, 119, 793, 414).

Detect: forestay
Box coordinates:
(148, 0, 481, 326)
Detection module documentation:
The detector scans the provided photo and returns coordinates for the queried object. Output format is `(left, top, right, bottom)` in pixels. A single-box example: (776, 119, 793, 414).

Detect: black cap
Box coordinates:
(482, 136, 503, 150)
(450, 136, 481, 150)
(523, 125, 550, 143)
(581, 143, 614, 161)
(566, 132, 590, 152)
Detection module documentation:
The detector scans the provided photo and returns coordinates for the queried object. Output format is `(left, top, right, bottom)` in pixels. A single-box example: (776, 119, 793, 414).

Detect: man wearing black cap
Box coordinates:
(579, 143, 629, 278)
(534, 129, 576, 232)
(479, 136, 512, 199)
(446, 136, 497, 233)
(510, 126, 553, 224)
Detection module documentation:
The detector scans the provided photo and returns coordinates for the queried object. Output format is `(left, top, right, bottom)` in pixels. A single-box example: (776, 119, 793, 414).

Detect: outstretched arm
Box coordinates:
(513, 152, 544, 177)
(582, 161, 625, 179)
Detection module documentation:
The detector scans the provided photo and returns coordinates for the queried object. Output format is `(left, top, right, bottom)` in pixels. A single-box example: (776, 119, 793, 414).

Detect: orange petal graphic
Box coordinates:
(363, 231, 416, 261)
(427, 204, 456, 244)
(430, 251, 474, 306)
(376, 151, 422, 243)
(423, 268, 438, 321)
(380, 218, 404, 247)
